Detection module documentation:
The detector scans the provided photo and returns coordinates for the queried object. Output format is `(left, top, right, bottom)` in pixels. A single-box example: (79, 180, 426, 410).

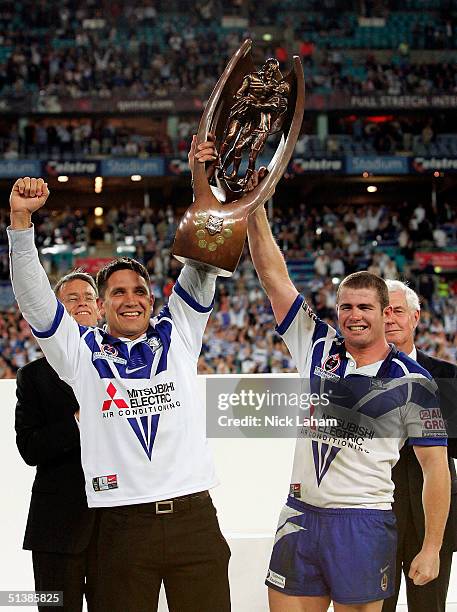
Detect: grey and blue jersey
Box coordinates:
(278, 294, 446, 509)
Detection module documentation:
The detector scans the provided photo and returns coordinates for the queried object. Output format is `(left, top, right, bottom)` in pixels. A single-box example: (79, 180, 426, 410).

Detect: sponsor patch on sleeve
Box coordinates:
(266, 569, 286, 589)
(302, 302, 317, 321)
(419, 409, 447, 437)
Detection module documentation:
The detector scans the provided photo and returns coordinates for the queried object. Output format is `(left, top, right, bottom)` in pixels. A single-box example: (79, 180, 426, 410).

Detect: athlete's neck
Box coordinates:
(346, 339, 391, 368)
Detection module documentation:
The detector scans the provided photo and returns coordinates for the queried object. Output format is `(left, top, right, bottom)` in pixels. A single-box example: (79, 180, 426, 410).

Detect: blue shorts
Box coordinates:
(266, 496, 397, 605)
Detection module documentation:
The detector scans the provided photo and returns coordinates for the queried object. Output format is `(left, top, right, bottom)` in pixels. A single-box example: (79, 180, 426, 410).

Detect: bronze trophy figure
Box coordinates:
(215, 58, 290, 190)
(172, 39, 305, 276)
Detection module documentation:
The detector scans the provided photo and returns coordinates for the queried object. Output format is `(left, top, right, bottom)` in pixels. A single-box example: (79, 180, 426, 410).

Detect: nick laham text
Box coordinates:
(218, 415, 337, 428)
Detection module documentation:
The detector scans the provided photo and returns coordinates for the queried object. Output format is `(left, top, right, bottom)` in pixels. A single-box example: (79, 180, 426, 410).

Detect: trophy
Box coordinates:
(172, 39, 305, 276)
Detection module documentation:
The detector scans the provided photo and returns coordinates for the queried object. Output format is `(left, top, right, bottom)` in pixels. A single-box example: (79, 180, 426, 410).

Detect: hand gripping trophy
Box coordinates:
(172, 40, 305, 276)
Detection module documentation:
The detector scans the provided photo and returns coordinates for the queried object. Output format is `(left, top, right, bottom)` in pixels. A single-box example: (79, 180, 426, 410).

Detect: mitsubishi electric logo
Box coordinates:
(312, 441, 341, 486)
(102, 383, 128, 411)
(101, 383, 163, 460)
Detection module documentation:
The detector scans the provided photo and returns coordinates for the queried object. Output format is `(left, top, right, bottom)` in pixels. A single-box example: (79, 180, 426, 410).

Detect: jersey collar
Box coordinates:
(335, 339, 399, 378)
(100, 323, 154, 345)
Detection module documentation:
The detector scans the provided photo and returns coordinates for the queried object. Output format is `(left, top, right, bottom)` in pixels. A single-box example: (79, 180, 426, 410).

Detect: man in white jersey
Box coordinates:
(8, 139, 231, 612)
(247, 202, 450, 612)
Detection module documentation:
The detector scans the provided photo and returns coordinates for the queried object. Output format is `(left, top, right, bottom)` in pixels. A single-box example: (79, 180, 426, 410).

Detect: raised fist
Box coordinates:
(10, 177, 50, 215)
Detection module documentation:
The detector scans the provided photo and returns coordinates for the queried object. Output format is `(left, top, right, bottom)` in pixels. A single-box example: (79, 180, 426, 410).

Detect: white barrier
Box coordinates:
(0, 378, 455, 611)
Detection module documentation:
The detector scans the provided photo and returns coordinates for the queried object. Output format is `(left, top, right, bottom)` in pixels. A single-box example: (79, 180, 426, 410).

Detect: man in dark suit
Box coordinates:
(383, 280, 457, 612)
(15, 271, 100, 612)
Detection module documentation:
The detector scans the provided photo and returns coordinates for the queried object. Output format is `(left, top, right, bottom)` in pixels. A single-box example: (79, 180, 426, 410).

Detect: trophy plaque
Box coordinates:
(172, 39, 305, 276)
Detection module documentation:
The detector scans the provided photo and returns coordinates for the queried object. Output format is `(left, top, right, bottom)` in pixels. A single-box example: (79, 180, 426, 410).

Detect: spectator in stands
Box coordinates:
(314, 252, 329, 277)
(433, 227, 448, 248)
(422, 121, 435, 146)
(383, 258, 399, 280)
(1, 191, 455, 377)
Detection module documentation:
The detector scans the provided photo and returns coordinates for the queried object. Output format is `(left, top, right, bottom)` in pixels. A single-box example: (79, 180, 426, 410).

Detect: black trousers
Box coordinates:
(94, 495, 231, 612)
(382, 522, 453, 612)
(32, 531, 98, 612)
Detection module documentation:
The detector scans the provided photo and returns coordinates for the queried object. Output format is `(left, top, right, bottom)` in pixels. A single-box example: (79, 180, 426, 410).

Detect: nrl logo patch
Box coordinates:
(101, 344, 118, 357)
(205, 214, 224, 235)
(93, 344, 127, 365)
(322, 354, 340, 373)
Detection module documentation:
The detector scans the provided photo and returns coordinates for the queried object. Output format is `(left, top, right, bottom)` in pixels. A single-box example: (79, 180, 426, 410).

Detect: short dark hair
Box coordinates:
(54, 269, 98, 298)
(96, 257, 151, 297)
(336, 271, 389, 311)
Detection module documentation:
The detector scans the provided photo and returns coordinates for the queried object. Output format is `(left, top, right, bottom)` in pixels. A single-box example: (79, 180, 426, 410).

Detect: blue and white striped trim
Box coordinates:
(409, 437, 447, 446)
(276, 294, 304, 336)
(31, 300, 65, 338)
(173, 280, 214, 313)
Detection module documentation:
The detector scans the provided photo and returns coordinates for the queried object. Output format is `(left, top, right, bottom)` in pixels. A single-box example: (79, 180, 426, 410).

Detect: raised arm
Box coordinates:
(409, 445, 450, 585)
(180, 133, 218, 306)
(247, 205, 298, 324)
(8, 177, 81, 384)
(8, 178, 57, 333)
(188, 137, 298, 321)
(177, 265, 216, 308)
(9, 177, 49, 230)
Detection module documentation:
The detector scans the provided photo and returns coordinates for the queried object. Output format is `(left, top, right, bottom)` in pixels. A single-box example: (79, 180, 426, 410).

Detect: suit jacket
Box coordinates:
(15, 357, 96, 554)
(392, 349, 457, 553)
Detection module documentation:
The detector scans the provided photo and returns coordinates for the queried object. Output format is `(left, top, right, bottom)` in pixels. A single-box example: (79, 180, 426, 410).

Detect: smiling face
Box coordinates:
(97, 269, 154, 340)
(385, 290, 419, 353)
(337, 287, 391, 351)
(58, 279, 99, 327)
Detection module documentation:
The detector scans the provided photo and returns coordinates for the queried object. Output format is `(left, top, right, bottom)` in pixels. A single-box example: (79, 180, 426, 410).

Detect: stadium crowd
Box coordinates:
(0, 119, 174, 160)
(1, 112, 455, 160)
(303, 56, 457, 97)
(0, 196, 455, 378)
(0, 0, 456, 104)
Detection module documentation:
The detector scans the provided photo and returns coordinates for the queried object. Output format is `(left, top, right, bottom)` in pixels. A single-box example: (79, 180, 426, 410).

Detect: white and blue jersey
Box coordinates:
(277, 294, 447, 510)
(9, 226, 218, 508)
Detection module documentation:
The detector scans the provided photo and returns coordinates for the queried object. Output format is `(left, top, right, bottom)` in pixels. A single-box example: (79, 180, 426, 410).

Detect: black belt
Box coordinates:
(153, 490, 210, 515)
